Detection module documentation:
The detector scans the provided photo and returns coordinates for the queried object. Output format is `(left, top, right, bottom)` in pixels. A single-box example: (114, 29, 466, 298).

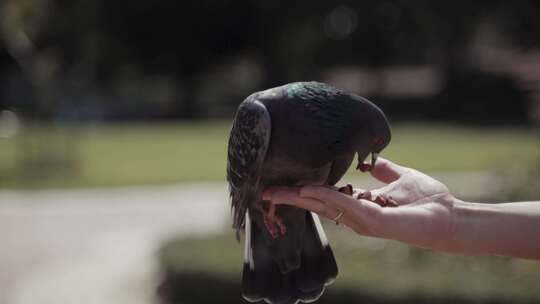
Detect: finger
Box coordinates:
(263, 186, 304, 205)
(300, 185, 358, 213)
(265, 186, 358, 222)
(300, 186, 389, 236)
(300, 185, 383, 218)
(271, 190, 361, 228)
(264, 187, 383, 239)
(265, 187, 328, 214)
(370, 157, 410, 184)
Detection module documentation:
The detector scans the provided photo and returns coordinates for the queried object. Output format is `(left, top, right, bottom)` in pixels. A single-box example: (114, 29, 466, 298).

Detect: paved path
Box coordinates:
(0, 172, 496, 304)
(0, 183, 229, 304)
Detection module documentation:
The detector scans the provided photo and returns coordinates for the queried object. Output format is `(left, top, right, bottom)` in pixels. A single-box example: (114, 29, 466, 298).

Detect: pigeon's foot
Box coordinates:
(258, 202, 287, 238)
(337, 184, 354, 196)
(356, 191, 399, 207)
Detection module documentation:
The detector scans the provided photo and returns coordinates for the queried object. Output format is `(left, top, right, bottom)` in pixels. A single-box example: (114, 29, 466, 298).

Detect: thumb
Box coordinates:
(370, 157, 410, 184)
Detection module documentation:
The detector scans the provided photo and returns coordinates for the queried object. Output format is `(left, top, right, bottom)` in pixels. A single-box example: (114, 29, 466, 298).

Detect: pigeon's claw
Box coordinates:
(263, 213, 279, 238)
(258, 202, 287, 238)
(337, 184, 354, 196)
(274, 215, 287, 236)
(356, 191, 398, 207)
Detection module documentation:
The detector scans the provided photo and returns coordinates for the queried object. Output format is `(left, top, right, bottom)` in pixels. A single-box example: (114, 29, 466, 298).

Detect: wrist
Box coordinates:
(449, 199, 499, 256)
(426, 194, 462, 252)
(446, 198, 470, 252)
(375, 193, 460, 250)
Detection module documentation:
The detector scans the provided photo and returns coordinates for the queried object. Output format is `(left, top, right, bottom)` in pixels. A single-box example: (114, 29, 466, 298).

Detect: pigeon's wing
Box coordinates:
(227, 97, 271, 233)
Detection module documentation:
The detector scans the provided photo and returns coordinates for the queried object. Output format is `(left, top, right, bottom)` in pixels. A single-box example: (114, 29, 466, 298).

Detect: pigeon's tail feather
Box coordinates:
(294, 212, 337, 295)
(242, 212, 337, 304)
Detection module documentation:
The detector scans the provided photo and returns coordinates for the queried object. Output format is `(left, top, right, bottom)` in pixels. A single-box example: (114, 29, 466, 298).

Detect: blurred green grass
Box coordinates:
(0, 122, 538, 188)
(159, 226, 540, 304)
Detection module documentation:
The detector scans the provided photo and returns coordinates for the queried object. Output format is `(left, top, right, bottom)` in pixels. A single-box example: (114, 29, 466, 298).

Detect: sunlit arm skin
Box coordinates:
(263, 158, 540, 260)
(451, 200, 540, 259)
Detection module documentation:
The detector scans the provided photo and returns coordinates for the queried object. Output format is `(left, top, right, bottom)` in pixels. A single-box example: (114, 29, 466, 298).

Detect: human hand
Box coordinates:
(263, 158, 458, 251)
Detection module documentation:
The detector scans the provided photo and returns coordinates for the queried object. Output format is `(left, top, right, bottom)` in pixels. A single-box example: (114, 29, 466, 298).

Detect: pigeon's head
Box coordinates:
(354, 98, 391, 171)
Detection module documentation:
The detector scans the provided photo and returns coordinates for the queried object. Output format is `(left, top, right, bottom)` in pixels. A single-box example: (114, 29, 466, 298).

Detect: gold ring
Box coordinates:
(333, 210, 344, 225)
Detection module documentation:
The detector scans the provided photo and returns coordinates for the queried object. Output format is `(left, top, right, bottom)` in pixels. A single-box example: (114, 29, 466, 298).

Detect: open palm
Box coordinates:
(265, 158, 458, 251)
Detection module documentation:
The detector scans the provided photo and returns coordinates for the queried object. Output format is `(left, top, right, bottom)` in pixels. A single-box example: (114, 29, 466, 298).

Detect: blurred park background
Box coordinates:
(1, 1, 540, 304)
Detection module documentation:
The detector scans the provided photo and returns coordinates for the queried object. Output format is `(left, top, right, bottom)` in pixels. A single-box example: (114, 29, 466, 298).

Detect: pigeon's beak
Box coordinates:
(371, 152, 378, 169)
(356, 152, 378, 172)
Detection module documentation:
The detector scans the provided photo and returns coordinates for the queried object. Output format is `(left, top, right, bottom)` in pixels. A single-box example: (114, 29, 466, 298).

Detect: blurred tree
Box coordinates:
(1, 0, 540, 121)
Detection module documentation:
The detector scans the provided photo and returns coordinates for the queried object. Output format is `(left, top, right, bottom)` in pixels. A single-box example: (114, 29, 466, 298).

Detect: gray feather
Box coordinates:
(227, 96, 271, 234)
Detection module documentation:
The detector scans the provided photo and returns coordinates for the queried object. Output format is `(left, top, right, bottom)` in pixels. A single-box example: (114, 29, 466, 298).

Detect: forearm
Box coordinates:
(450, 199, 540, 260)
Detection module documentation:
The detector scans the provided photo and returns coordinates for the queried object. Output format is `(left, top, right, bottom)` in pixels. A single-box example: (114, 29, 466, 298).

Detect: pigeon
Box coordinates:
(227, 81, 391, 304)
